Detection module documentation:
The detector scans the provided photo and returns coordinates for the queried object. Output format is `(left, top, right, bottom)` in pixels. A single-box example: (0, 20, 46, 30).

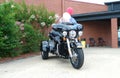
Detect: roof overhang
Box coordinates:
(105, 1, 120, 5)
(72, 10, 120, 22)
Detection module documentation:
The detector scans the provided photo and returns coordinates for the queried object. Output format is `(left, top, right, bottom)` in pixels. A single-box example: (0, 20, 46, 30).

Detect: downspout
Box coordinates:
(61, 0, 65, 16)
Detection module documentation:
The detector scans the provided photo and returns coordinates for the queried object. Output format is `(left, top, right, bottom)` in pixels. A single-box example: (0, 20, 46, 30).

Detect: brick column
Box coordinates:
(111, 18, 118, 48)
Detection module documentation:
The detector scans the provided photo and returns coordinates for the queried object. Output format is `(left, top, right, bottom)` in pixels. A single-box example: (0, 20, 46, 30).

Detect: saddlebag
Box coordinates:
(41, 41, 49, 52)
(41, 40, 55, 52)
(48, 40, 55, 51)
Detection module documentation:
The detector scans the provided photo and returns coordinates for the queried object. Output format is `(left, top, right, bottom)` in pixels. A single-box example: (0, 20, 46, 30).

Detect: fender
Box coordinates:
(70, 42, 83, 48)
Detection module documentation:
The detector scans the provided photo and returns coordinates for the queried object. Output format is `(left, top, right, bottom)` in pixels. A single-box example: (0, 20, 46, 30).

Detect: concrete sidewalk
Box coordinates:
(0, 48, 120, 78)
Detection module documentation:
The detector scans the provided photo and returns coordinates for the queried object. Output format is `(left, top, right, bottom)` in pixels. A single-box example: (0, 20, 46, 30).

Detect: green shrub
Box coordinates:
(15, 0, 30, 23)
(22, 24, 47, 53)
(0, 1, 21, 57)
(0, 0, 55, 58)
(14, 1, 56, 28)
(35, 5, 55, 27)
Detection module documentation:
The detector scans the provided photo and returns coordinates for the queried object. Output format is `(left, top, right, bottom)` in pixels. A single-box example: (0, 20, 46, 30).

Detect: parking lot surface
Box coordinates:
(0, 48, 120, 78)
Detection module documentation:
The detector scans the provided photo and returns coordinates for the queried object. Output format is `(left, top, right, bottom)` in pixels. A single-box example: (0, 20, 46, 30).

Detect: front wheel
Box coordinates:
(70, 48, 84, 69)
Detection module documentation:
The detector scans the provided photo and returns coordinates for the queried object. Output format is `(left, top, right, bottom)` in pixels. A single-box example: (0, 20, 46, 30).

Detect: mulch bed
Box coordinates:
(0, 52, 40, 64)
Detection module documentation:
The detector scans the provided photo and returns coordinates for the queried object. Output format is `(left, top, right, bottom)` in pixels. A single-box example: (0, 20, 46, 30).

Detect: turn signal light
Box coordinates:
(78, 37, 81, 41)
(63, 37, 66, 41)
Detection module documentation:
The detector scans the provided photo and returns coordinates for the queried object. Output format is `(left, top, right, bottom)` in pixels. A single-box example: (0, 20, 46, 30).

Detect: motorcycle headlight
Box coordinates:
(62, 31, 67, 37)
(69, 30, 76, 39)
(78, 31, 83, 36)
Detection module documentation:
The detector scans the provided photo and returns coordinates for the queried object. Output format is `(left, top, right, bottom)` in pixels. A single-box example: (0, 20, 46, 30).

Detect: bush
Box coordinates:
(35, 5, 55, 27)
(0, 0, 54, 58)
(22, 24, 47, 53)
(15, 0, 30, 23)
(0, 1, 21, 57)
(14, 1, 56, 28)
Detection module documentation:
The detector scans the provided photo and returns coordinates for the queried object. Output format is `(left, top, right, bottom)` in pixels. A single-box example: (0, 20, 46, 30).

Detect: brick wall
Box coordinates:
(0, 0, 4, 3)
(64, 0, 108, 14)
(80, 20, 111, 46)
(15, 0, 108, 15)
(15, 0, 63, 15)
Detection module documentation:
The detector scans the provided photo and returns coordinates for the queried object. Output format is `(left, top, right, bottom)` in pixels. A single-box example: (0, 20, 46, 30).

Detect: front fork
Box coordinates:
(66, 38, 73, 58)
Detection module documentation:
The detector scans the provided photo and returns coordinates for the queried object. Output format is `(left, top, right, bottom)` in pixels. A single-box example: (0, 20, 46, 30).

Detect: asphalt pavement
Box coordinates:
(0, 47, 120, 78)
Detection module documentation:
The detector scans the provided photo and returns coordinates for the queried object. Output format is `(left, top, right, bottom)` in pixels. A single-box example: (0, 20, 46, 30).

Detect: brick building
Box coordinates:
(14, 0, 120, 48)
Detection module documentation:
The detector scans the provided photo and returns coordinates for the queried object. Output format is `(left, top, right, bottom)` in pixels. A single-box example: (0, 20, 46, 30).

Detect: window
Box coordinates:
(118, 31, 120, 41)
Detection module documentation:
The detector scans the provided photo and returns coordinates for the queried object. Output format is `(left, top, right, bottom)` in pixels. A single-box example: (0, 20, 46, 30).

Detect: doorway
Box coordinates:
(118, 28, 120, 47)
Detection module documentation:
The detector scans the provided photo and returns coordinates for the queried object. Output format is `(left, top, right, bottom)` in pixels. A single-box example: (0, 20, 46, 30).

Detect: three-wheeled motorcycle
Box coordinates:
(40, 22, 84, 69)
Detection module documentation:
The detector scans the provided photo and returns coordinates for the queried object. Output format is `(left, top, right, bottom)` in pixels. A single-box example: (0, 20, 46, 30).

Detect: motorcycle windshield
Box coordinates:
(52, 23, 83, 31)
(63, 24, 82, 31)
(65, 25, 77, 30)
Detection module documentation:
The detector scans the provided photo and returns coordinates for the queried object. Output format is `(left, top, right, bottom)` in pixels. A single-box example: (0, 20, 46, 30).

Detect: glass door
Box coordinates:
(118, 28, 120, 47)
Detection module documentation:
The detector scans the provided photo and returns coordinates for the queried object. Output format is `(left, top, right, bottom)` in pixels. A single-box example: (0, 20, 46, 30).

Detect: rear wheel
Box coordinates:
(41, 51, 49, 60)
(70, 48, 84, 69)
